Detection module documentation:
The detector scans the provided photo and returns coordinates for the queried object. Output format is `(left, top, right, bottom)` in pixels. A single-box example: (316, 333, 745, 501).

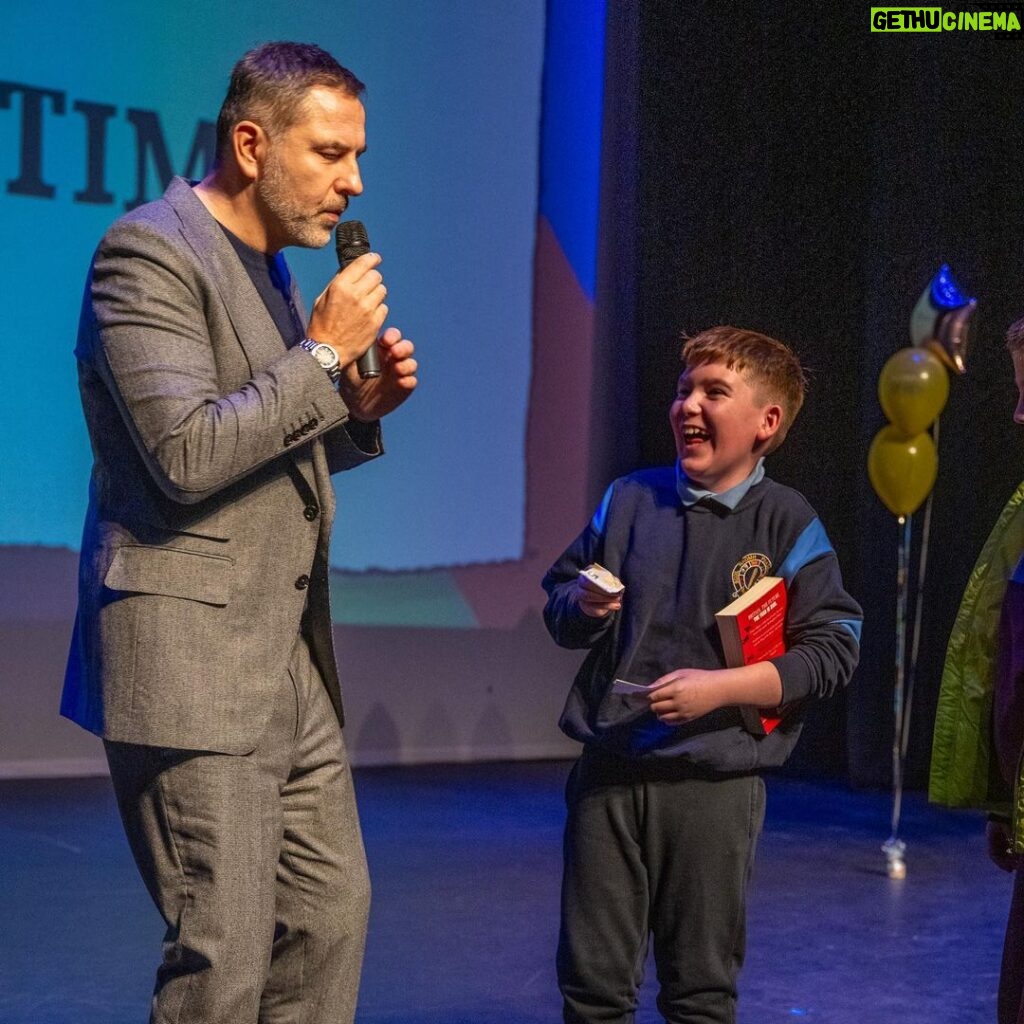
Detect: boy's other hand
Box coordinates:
(574, 576, 623, 618)
(647, 668, 722, 724)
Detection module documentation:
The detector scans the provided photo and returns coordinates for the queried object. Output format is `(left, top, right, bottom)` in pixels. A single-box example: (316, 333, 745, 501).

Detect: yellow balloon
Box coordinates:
(878, 347, 949, 436)
(868, 425, 938, 517)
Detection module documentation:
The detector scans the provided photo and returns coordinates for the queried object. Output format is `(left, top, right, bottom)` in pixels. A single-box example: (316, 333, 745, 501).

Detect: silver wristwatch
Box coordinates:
(299, 338, 342, 385)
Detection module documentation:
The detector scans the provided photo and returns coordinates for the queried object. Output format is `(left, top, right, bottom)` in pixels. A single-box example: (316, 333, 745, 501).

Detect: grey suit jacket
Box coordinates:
(61, 176, 381, 753)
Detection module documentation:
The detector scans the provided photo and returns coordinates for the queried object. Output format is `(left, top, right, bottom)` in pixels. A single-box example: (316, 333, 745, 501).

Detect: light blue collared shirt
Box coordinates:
(675, 458, 766, 510)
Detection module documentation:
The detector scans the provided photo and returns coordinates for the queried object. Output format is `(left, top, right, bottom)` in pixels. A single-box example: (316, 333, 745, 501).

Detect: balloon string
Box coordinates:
(890, 514, 912, 840)
(902, 416, 939, 762)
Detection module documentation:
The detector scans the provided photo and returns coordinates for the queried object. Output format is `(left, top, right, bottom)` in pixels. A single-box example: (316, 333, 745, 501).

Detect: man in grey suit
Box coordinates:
(60, 42, 417, 1023)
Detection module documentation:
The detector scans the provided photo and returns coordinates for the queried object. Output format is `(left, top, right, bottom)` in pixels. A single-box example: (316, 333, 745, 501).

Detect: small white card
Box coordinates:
(611, 678, 655, 696)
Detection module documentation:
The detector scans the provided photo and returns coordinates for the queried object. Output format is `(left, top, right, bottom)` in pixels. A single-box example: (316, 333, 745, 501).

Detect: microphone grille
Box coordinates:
(335, 220, 370, 264)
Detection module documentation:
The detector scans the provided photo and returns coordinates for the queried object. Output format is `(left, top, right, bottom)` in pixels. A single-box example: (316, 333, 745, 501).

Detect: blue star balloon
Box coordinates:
(909, 264, 976, 374)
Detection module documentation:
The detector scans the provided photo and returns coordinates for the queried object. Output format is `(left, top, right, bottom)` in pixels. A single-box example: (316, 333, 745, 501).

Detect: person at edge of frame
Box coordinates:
(931, 316, 1024, 1024)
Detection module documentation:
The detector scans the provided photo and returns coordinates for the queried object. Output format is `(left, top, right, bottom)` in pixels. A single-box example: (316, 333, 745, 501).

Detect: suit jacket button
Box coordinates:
(303, 504, 319, 521)
(295, 574, 310, 590)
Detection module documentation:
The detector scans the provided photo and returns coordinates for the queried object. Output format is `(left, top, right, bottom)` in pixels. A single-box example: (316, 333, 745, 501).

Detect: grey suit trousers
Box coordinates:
(105, 635, 370, 1024)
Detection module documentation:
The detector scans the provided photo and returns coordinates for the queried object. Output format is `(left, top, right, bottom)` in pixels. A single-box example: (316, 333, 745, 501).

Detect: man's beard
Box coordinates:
(257, 149, 341, 250)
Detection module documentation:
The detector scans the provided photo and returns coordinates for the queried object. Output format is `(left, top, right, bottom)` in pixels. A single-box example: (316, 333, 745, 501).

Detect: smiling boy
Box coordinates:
(542, 326, 862, 1024)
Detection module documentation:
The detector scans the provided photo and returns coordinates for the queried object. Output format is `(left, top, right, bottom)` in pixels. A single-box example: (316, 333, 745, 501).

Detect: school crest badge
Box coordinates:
(730, 552, 772, 598)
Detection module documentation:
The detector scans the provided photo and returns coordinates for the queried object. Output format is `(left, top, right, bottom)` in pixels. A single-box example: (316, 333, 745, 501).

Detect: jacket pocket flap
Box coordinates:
(105, 545, 234, 606)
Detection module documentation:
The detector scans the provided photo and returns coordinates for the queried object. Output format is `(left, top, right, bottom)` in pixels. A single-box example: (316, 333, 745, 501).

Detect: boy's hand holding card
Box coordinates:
(611, 678, 655, 697)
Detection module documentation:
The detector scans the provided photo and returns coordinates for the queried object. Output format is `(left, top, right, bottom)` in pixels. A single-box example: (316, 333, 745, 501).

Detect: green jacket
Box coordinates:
(929, 481, 1024, 854)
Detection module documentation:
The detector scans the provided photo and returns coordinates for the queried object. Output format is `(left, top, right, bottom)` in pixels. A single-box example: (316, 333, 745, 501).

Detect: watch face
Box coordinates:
(313, 344, 339, 370)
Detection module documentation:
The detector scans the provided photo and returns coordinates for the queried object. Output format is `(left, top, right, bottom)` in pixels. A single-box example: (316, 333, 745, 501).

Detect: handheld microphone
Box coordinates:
(335, 220, 381, 379)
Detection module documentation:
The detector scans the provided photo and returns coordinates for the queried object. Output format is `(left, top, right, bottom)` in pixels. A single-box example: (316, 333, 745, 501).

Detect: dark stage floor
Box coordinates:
(0, 761, 1010, 1023)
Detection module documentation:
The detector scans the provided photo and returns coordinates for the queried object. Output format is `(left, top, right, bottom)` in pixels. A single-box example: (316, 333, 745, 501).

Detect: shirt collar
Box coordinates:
(676, 458, 765, 510)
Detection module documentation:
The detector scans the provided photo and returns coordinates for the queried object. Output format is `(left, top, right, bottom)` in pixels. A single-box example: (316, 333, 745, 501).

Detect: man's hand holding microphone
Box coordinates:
(306, 221, 417, 422)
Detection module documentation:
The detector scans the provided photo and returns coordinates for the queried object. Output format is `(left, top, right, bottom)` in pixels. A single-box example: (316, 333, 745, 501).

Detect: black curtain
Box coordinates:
(596, 0, 1024, 785)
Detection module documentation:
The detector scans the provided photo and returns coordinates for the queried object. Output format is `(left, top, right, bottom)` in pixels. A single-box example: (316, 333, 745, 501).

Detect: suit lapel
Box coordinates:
(162, 177, 325, 500)
(162, 177, 290, 378)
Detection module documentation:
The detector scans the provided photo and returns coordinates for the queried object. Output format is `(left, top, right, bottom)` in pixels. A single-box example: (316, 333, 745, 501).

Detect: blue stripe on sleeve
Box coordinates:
(777, 518, 833, 583)
(778, 518, 861, 645)
(837, 618, 863, 643)
(590, 484, 614, 535)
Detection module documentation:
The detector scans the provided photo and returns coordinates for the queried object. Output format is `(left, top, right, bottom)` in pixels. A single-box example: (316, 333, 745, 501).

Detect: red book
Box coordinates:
(715, 576, 787, 735)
